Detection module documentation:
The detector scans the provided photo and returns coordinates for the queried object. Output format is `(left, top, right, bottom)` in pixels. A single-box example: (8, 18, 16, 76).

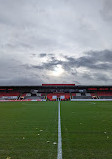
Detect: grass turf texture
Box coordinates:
(0, 101, 58, 159)
(0, 101, 112, 159)
(61, 101, 112, 159)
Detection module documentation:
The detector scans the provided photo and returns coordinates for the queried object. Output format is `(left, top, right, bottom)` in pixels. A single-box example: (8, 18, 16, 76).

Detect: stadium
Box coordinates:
(1, 0, 112, 158)
(0, 84, 112, 159)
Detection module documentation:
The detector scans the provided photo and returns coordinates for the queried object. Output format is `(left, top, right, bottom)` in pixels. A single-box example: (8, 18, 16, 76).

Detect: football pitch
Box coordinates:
(0, 101, 112, 159)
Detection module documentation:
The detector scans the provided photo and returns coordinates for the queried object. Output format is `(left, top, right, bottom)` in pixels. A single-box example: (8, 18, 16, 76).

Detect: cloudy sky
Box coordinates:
(0, 0, 112, 85)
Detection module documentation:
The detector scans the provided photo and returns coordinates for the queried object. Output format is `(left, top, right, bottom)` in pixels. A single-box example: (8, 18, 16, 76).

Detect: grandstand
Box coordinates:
(0, 84, 112, 101)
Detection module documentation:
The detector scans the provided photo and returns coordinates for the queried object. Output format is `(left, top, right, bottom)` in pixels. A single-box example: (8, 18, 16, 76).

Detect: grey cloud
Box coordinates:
(39, 53, 47, 57)
(39, 53, 54, 58)
(46, 50, 112, 71)
(0, 0, 110, 56)
(93, 73, 111, 82)
(101, 0, 112, 22)
(32, 53, 36, 56)
(32, 57, 62, 71)
(0, 0, 112, 85)
(0, 77, 43, 86)
(31, 50, 112, 71)
(30, 49, 112, 84)
(67, 50, 112, 70)
(32, 65, 44, 69)
(79, 72, 112, 85)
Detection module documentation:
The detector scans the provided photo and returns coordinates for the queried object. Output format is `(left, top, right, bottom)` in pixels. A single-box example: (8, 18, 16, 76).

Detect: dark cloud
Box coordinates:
(0, 49, 112, 85)
(30, 49, 112, 84)
(32, 57, 62, 71)
(64, 50, 112, 70)
(32, 50, 112, 71)
(39, 53, 47, 57)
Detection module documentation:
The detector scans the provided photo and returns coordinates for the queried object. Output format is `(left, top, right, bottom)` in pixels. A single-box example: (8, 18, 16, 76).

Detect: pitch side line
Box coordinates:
(57, 101, 62, 159)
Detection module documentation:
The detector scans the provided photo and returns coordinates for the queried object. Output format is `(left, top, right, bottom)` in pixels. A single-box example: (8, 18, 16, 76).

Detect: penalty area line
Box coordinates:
(57, 101, 62, 159)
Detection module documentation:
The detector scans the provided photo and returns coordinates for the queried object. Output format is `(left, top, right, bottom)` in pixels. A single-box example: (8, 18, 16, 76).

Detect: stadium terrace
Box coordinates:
(0, 84, 112, 101)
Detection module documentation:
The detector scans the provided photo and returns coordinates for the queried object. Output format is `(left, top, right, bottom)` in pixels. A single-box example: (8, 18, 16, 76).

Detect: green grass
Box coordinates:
(61, 101, 112, 159)
(0, 102, 58, 159)
(0, 101, 112, 159)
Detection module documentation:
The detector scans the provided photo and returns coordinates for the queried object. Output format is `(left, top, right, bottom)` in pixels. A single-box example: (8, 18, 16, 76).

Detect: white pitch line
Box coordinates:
(57, 101, 62, 159)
